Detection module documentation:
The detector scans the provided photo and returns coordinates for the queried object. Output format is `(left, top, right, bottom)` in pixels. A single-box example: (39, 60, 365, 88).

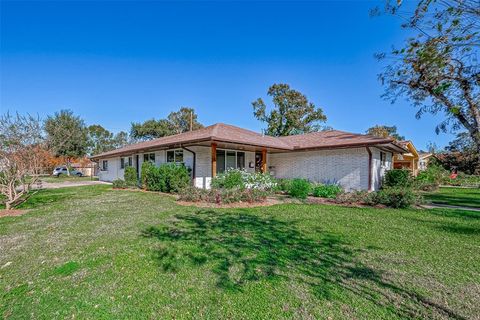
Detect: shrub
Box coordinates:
(141, 161, 164, 191)
(288, 179, 311, 199)
(416, 164, 447, 183)
(383, 169, 412, 188)
(124, 166, 138, 188)
(276, 179, 292, 192)
(159, 163, 191, 193)
(141, 162, 190, 193)
(211, 169, 244, 189)
(178, 186, 270, 204)
(243, 171, 277, 190)
(312, 184, 343, 198)
(211, 169, 277, 191)
(335, 191, 369, 204)
(141, 161, 156, 189)
(112, 179, 126, 189)
(373, 187, 420, 209)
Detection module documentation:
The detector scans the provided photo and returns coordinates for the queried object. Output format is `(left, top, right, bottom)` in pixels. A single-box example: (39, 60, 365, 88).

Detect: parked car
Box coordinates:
(52, 166, 83, 177)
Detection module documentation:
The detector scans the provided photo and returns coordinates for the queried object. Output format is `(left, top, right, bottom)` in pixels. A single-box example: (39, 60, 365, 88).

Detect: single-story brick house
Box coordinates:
(90, 123, 407, 191)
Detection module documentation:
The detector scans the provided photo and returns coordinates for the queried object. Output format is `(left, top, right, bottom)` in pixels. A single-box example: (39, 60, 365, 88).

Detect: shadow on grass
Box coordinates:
(16, 189, 72, 209)
(143, 209, 465, 319)
(437, 225, 480, 235)
(428, 208, 480, 220)
(425, 194, 480, 209)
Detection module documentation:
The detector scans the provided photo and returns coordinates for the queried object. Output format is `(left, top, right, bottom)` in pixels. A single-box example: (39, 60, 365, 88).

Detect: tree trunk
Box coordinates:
(5, 202, 11, 210)
(476, 143, 480, 175)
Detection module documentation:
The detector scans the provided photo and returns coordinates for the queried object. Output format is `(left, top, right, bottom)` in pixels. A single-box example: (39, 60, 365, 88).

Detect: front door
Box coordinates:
(135, 155, 140, 179)
(255, 152, 263, 172)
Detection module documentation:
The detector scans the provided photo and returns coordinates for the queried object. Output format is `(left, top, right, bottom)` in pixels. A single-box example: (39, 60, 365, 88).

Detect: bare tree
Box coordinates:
(0, 113, 45, 210)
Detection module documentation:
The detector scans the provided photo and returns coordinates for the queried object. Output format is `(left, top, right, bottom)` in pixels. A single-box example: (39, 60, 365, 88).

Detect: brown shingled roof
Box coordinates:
(90, 123, 406, 159)
(279, 130, 395, 150)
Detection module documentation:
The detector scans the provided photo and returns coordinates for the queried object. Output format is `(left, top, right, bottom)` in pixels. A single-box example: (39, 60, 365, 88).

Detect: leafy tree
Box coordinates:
(112, 131, 131, 148)
(0, 113, 46, 209)
(446, 132, 476, 153)
(437, 131, 479, 174)
(130, 118, 172, 141)
(87, 125, 132, 156)
(44, 110, 88, 173)
(252, 83, 327, 136)
(376, 0, 480, 172)
(167, 107, 204, 134)
(130, 107, 203, 140)
(366, 125, 405, 140)
(86, 125, 114, 156)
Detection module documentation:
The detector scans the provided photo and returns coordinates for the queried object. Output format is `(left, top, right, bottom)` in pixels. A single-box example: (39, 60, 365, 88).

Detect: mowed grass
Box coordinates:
(1, 186, 479, 319)
(424, 187, 480, 208)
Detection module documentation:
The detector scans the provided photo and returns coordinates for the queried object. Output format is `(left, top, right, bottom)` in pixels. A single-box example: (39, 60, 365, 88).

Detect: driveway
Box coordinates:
(35, 180, 111, 189)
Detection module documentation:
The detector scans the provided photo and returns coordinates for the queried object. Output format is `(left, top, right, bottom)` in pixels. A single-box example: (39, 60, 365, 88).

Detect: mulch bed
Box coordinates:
(176, 197, 284, 208)
(0, 209, 28, 218)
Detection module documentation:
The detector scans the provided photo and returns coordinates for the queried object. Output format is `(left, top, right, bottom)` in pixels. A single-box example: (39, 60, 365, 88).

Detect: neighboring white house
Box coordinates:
(90, 123, 406, 191)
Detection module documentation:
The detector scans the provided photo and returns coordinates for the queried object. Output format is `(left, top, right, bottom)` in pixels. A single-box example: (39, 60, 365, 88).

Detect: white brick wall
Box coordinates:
(98, 157, 121, 182)
(98, 146, 390, 191)
(371, 147, 393, 190)
(269, 147, 370, 191)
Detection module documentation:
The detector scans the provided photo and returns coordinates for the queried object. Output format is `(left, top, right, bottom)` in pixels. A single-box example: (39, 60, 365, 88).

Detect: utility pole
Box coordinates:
(190, 110, 193, 131)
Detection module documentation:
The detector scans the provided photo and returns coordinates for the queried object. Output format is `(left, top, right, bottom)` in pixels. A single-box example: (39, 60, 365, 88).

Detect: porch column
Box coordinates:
(211, 143, 217, 177)
(261, 148, 267, 173)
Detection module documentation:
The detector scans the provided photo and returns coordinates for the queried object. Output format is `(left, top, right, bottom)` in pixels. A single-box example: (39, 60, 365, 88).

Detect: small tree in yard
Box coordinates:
(44, 110, 88, 175)
(0, 113, 45, 210)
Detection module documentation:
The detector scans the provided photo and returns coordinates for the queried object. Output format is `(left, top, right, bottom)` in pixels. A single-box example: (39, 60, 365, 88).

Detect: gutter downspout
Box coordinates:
(366, 147, 373, 192)
(181, 145, 196, 186)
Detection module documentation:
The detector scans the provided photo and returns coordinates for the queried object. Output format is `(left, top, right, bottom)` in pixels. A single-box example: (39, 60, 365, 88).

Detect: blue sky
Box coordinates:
(1, 0, 455, 149)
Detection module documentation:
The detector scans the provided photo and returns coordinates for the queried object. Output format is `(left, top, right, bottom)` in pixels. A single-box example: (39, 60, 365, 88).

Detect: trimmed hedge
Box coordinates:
(124, 166, 138, 187)
(141, 162, 190, 193)
(312, 184, 343, 198)
(288, 179, 311, 199)
(383, 169, 412, 188)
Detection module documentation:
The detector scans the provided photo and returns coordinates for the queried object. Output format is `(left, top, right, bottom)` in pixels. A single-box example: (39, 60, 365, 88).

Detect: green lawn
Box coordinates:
(1, 186, 479, 319)
(424, 187, 480, 208)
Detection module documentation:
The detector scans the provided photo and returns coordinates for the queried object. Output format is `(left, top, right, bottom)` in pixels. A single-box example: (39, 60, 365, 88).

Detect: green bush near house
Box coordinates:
(276, 179, 292, 193)
(124, 166, 138, 187)
(288, 178, 311, 199)
(312, 184, 343, 198)
(211, 169, 245, 189)
(383, 169, 412, 188)
(112, 179, 127, 189)
(211, 169, 277, 191)
(178, 186, 270, 204)
(371, 187, 420, 209)
(141, 162, 190, 193)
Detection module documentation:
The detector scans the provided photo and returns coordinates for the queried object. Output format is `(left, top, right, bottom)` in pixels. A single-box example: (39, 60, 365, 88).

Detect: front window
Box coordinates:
(143, 153, 155, 163)
(167, 150, 184, 163)
(216, 149, 245, 174)
(121, 156, 133, 169)
(380, 152, 387, 167)
(102, 160, 108, 171)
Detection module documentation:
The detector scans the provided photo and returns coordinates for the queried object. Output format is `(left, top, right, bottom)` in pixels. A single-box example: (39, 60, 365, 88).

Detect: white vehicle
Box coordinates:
(52, 166, 83, 177)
